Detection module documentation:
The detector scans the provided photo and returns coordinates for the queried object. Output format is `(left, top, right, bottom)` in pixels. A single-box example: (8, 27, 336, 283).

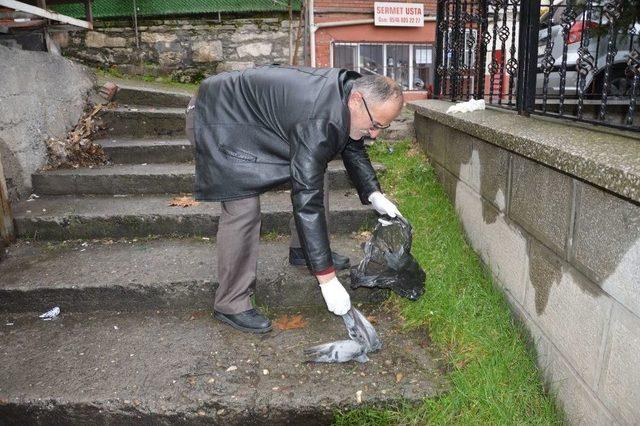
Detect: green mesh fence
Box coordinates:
(52, 0, 301, 19)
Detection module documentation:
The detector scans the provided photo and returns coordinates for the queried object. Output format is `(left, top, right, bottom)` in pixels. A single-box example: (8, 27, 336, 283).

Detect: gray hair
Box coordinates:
(352, 75, 403, 106)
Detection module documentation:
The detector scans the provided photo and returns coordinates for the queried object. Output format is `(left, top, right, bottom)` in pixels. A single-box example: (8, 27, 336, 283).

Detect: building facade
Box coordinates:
(312, 0, 437, 100)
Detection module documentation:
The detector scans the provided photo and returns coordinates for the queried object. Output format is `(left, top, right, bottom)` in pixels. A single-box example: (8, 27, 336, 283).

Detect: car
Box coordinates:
(536, 0, 639, 98)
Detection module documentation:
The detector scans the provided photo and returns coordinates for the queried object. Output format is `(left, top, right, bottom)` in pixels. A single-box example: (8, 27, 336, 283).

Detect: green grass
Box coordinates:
(334, 140, 563, 425)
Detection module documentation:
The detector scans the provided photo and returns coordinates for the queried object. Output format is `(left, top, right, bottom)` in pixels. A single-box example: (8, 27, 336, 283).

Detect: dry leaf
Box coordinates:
(44, 104, 109, 170)
(189, 311, 209, 320)
(354, 230, 373, 244)
(366, 315, 377, 324)
(395, 372, 404, 383)
(169, 196, 199, 208)
(273, 314, 308, 330)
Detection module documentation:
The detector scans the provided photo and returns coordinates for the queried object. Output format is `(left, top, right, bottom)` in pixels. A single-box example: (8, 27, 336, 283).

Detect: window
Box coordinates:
(359, 44, 383, 75)
(443, 28, 478, 69)
(333, 42, 434, 91)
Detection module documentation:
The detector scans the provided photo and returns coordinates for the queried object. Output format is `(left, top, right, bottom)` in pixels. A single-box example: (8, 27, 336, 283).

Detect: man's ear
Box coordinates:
(347, 91, 362, 108)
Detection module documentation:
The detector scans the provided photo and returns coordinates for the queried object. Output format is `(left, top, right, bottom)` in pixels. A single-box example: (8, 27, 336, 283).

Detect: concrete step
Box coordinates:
(13, 189, 375, 240)
(99, 137, 194, 164)
(0, 307, 446, 424)
(99, 106, 185, 138)
(32, 161, 383, 196)
(0, 235, 386, 313)
(98, 137, 346, 164)
(113, 84, 192, 108)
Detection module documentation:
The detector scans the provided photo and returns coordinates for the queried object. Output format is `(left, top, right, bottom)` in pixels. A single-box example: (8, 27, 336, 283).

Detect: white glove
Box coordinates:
(319, 277, 351, 316)
(368, 191, 402, 218)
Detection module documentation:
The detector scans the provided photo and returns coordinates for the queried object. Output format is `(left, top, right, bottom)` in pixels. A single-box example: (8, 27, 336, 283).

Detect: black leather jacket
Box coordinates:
(193, 66, 381, 273)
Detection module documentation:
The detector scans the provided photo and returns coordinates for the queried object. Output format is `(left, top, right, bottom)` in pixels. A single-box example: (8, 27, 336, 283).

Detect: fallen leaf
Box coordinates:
(225, 365, 237, 372)
(169, 196, 200, 208)
(366, 315, 377, 324)
(189, 311, 208, 320)
(353, 230, 373, 244)
(273, 314, 308, 330)
(395, 372, 404, 383)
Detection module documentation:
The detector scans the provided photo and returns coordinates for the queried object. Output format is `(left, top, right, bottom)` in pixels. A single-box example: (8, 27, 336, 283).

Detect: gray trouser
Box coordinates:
(214, 180, 329, 314)
(186, 96, 331, 313)
(215, 197, 261, 314)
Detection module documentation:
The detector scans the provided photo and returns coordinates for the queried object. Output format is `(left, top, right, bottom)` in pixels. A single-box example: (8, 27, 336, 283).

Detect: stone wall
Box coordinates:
(0, 45, 94, 202)
(54, 15, 301, 83)
(410, 100, 640, 425)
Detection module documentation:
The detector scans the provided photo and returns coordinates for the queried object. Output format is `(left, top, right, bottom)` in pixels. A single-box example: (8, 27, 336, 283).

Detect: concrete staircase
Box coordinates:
(0, 81, 445, 423)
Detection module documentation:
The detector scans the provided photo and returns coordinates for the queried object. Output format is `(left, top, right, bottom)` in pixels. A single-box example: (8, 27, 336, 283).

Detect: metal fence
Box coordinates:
(434, 0, 640, 131)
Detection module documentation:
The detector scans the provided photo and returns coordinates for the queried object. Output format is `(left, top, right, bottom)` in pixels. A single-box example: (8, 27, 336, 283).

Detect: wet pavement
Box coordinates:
(0, 305, 446, 425)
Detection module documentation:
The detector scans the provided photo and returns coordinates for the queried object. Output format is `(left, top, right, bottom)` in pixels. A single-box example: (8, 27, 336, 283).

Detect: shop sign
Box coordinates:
(374, 2, 424, 27)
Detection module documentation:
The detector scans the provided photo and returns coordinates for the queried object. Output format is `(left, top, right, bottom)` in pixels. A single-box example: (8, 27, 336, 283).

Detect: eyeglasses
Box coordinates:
(361, 97, 391, 131)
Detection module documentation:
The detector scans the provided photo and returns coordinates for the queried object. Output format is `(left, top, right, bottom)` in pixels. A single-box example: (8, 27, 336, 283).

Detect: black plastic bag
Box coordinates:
(350, 216, 426, 301)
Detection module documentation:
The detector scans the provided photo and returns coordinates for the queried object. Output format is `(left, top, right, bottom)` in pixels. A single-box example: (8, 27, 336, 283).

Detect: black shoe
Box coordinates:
(288, 247, 351, 271)
(214, 308, 272, 333)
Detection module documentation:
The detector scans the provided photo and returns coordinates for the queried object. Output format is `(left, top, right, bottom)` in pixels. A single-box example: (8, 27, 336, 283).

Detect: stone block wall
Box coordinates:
(411, 100, 640, 425)
(54, 15, 301, 83)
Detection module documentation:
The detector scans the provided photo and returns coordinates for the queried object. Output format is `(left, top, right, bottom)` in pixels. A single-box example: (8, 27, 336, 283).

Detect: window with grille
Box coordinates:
(333, 42, 434, 91)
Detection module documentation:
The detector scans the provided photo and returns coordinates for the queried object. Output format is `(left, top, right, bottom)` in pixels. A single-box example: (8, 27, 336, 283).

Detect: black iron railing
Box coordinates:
(434, 0, 640, 131)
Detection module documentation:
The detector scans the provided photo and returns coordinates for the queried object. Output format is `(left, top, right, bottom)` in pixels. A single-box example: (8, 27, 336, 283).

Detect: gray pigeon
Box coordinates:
(304, 339, 370, 363)
(343, 307, 382, 352)
(304, 307, 382, 363)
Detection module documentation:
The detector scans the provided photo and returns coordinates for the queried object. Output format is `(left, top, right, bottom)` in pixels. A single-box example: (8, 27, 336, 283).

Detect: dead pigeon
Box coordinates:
(304, 339, 369, 363)
(343, 307, 382, 352)
(304, 307, 381, 363)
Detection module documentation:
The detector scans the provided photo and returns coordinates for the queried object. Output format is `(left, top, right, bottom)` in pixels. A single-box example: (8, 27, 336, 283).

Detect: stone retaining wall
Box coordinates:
(410, 100, 640, 425)
(0, 45, 93, 201)
(54, 15, 300, 83)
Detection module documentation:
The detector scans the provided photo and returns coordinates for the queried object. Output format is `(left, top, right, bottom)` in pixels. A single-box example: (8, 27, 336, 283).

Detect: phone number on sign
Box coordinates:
(388, 16, 422, 24)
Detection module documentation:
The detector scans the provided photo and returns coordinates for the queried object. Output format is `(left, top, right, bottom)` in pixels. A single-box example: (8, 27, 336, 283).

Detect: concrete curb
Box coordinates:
(408, 99, 640, 203)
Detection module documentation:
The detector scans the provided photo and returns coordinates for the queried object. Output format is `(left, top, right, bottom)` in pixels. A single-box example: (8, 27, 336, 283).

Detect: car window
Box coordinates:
(540, 1, 604, 26)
